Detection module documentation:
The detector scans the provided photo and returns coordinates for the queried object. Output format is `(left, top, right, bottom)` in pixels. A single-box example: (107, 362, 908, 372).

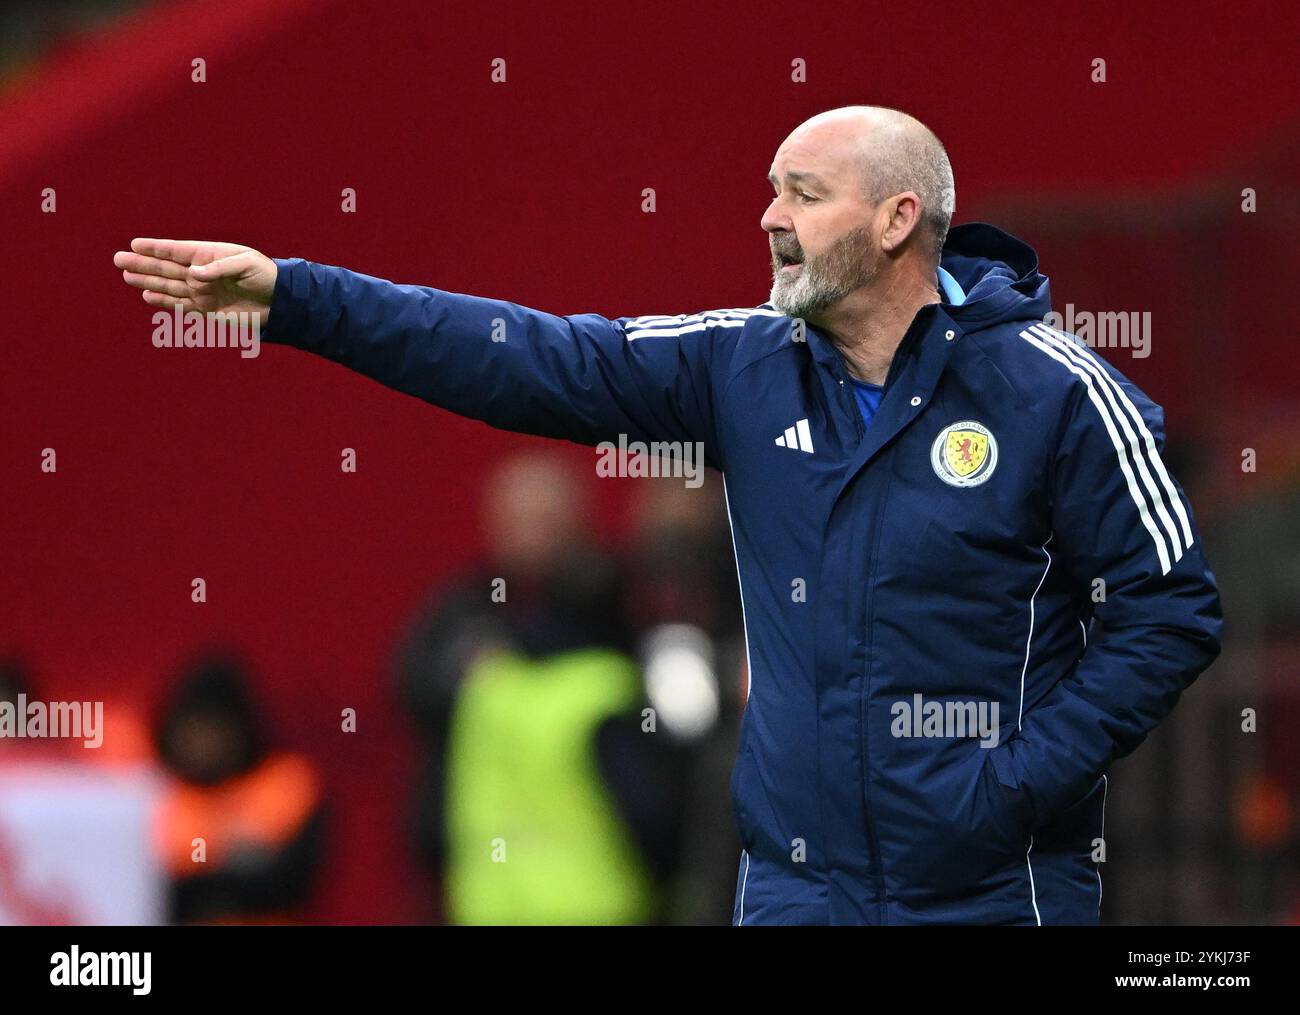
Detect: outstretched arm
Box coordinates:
(114, 240, 740, 465)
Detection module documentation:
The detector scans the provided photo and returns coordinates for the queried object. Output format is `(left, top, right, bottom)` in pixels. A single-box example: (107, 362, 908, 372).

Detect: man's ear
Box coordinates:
(880, 192, 922, 253)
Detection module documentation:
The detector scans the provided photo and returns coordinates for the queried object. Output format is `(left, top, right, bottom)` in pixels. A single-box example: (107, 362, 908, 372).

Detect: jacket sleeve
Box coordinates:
(990, 367, 1224, 830)
(260, 258, 739, 469)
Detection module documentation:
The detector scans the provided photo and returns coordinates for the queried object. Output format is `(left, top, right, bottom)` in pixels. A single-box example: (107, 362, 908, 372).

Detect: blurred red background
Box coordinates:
(1, 0, 1297, 922)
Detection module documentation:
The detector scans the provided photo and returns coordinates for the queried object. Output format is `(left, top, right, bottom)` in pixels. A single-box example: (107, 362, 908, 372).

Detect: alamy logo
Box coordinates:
(0, 694, 103, 748)
(151, 306, 261, 359)
(594, 434, 704, 488)
(890, 693, 1000, 748)
(1042, 305, 1151, 359)
(775, 418, 814, 454)
(50, 947, 151, 995)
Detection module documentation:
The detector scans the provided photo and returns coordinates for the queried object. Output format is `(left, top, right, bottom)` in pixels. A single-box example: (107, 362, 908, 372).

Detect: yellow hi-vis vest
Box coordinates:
(445, 648, 655, 925)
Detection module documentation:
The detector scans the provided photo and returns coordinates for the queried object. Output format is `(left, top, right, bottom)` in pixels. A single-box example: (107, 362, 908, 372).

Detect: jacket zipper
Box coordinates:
(830, 352, 888, 917)
(831, 355, 866, 443)
(856, 342, 924, 918)
(859, 467, 893, 919)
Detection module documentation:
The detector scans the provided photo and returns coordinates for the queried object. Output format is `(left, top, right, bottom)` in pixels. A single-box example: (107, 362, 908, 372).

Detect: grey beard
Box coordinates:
(770, 263, 854, 318)
(769, 226, 877, 318)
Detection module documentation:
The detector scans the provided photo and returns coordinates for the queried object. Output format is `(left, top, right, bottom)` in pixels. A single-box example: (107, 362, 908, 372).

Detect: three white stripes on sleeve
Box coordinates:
(1019, 323, 1192, 576)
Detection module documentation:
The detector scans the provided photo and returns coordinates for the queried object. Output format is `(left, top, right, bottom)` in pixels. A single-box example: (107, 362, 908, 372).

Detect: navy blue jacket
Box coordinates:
(262, 223, 1222, 925)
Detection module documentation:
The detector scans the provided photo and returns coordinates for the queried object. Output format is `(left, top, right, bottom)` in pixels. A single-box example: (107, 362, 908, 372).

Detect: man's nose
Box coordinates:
(761, 198, 791, 235)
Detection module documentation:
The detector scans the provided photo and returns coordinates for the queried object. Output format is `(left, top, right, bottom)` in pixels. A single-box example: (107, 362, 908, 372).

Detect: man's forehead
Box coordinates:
(766, 166, 832, 188)
(769, 123, 867, 185)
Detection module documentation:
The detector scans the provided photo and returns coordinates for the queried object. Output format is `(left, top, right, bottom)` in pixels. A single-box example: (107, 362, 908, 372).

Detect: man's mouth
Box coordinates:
(776, 253, 804, 271)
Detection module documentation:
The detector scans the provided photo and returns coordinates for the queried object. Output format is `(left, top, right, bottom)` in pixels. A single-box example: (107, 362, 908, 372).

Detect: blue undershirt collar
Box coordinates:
(937, 265, 966, 306)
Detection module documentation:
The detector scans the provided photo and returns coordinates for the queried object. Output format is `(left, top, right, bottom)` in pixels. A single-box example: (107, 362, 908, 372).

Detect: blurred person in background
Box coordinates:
(0, 657, 166, 924)
(0, 655, 152, 766)
(623, 473, 743, 646)
(0, 658, 74, 924)
(1202, 424, 1300, 923)
(152, 653, 325, 925)
(398, 452, 699, 925)
(620, 474, 746, 925)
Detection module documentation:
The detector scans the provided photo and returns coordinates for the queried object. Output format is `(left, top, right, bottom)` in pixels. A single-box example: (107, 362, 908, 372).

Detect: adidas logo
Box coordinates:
(775, 418, 815, 454)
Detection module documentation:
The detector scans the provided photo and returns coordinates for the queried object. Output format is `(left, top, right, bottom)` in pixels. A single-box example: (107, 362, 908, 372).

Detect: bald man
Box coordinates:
(114, 105, 1221, 926)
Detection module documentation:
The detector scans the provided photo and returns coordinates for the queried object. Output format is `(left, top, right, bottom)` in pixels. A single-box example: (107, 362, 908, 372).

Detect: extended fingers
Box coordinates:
(121, 270, 194, 298)
(129, 237, 202, 265)
(141, 289, 196, 312)
(113, 250, 190, 280)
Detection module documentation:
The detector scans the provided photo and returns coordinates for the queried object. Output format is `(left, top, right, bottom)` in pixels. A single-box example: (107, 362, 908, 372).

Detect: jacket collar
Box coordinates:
(800, 222, 1050, 498)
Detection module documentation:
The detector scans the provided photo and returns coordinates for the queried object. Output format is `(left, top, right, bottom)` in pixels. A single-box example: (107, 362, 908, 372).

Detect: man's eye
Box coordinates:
(796, 192, 817, 204)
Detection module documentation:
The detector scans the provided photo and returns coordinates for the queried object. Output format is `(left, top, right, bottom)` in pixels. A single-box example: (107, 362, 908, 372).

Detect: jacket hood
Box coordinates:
(940, 222, 1052, 329)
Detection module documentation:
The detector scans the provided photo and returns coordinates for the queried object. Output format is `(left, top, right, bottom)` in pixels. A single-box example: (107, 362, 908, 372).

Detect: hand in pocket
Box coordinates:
(970, 749, 1034, 855)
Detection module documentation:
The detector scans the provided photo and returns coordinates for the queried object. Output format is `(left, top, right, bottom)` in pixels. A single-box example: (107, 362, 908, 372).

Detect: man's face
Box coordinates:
(762, 125, 882, 319)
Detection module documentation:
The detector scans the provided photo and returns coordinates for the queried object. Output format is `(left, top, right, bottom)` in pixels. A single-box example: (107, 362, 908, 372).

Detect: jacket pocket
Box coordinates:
(1035, 775, 1106, 853)
(883, 743, 1033, 905)
(974, 750, 1035, 854)
(728, 741, 753, 852)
